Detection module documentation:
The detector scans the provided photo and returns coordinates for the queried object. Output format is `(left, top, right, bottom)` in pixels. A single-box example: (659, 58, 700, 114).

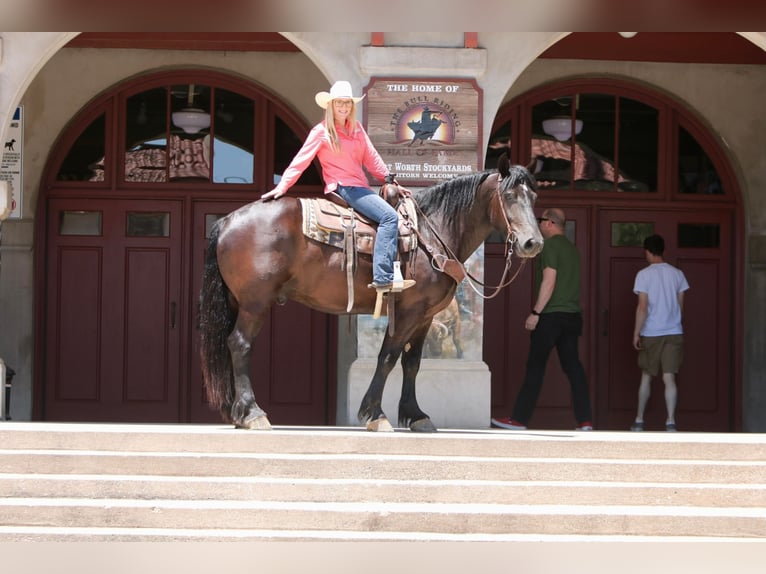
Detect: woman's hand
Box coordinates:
(261, 188, 285, 201)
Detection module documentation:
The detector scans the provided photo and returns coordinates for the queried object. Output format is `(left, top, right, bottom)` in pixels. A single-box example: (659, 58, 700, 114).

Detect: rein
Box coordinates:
(407, 176, 527, 300)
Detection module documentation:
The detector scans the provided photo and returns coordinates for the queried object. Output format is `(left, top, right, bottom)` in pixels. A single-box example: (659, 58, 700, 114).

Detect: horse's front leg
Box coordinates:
(358, 337, 403, 432)
(398, 325, 437, 432)
(228, 312, 271, 430)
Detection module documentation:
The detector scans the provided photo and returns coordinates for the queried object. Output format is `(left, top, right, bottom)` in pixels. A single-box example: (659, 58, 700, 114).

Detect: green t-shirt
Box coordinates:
(535, 234, 581, 313)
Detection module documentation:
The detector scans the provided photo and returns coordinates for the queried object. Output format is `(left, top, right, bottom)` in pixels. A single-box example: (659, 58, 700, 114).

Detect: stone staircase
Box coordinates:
(1, 421, 766, 542)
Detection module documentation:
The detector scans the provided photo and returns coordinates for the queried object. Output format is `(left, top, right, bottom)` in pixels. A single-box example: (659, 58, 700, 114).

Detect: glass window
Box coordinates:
(618, 97, 657, 192)
(574, 93, 617, 191)
(678, 223, 720, 248)
(127, 212, 170, 237)
(531, 97, 574, 189)
(611, 222, 654, 247)
(526, 93, 660, 193)
(59, 211, 102, 236)
(678, 126, 723, 194)
(57, 113, 106, 182)
(169, 84, 210, 182)
(212, 89, 254, 184)
(485, 119, 511, 171)
(125, 88, 169, 183)
(273, 116, 321, 187)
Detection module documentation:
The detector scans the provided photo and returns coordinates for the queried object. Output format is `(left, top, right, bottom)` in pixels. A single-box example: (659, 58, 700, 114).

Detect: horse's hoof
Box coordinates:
(366, 417, 394, 432)
(410, 418, 437, 433)
(237, 415, 272, 430)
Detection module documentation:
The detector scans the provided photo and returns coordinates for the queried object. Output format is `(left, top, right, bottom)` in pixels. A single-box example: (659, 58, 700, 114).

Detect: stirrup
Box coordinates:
(368, 279, 416, 293)
(370, 280, 416, 320)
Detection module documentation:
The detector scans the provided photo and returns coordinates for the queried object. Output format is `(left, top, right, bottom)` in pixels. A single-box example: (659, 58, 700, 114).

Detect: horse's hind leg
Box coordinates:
(398, 325, 437, 432)
(228, 310, 271, 430)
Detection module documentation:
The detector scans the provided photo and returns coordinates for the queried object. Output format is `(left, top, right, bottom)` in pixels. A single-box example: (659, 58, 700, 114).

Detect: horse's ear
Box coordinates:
(525, 156, 538, 174)
(497, 153, 510, 179)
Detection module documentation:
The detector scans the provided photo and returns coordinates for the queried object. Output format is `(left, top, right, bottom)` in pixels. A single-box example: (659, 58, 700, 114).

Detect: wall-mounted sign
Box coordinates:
(0, 106, 23, 219)
(364, 78, 482, 186)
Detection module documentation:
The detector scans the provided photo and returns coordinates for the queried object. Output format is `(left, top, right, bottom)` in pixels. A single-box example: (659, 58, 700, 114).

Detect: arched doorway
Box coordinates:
(35, 70, 337, 425)
(484, 78, 741, 431)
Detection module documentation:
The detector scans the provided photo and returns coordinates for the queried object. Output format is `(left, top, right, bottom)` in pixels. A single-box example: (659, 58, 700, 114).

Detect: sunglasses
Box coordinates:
(536, 217, 551, 224)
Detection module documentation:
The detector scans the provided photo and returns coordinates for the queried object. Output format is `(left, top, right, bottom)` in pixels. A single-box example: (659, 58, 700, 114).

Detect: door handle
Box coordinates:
(602, 309, 609, 337)
(170, 302, 176, 329)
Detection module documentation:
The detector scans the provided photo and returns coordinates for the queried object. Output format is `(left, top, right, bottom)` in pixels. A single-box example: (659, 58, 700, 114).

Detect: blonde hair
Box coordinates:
(324, 100, 357, 152)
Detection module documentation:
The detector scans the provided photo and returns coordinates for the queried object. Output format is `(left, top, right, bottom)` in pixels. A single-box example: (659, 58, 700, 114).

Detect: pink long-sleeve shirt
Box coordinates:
(274, 120, 389, 194)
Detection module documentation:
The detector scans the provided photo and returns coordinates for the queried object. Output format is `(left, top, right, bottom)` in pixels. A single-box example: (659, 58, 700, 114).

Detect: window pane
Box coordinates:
(678, 223, 720, 248)
(273, 116, 321, 187)
(574, 93, 617, 191)
(169, 133, 209, 181)
(125, 88, 168, 182)
(485, 119, 511, 171)
(57, 113, 106, 182)
(127, 212, 170, 237)
(169, 84, 210, 182)
(60, 211, 102, 236)
(212, 89, 254, 184)
(618, 97, 657, 192)
(678, 126, 723, 194)
(531, 98, 573, 189)
(611, 222, 654, 247)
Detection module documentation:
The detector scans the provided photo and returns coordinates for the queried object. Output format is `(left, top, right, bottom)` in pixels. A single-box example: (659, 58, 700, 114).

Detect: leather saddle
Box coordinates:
(299, 190, 418, 255)
(299, 185, 419, 315)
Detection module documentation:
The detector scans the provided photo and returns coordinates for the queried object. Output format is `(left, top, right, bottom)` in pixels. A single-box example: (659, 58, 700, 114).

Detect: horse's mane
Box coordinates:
(415, 171, 490, 220)
(413, 165, 536, 238)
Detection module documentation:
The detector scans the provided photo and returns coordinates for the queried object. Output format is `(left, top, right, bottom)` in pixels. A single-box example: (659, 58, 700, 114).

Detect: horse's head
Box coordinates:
(495, 154, 544, 258)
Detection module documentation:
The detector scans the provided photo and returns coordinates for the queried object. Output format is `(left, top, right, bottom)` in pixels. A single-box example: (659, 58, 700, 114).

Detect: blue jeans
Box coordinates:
(337, 185, 398, 285)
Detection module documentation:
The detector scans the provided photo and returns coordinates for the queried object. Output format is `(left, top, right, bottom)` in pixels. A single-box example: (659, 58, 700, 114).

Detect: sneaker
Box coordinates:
(630, 421, 644, 431)
(491, 416, 527, 430)
(575, 421, 593, 431)
(666, 422, 677, 432)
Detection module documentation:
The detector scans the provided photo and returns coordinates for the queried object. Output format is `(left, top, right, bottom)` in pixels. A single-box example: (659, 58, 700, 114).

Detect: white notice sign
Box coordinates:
(0, 107, 23, 219)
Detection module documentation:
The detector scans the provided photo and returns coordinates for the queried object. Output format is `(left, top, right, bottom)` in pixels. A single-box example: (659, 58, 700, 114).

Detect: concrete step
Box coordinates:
(2, 422, 766, 459)
(3, 474, 765, 506)
(0, 422, 764, 541)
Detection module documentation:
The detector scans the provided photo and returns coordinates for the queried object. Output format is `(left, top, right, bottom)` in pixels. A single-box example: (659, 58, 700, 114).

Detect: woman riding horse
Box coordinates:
(199, 149, 543, 432)
(261, 80, 413, 292)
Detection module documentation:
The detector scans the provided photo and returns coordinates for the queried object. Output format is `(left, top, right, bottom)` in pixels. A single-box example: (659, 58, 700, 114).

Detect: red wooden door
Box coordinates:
(188, 200, 335, 425)
(44, 198, 183, 422)
(596, 208, 733, 431)
(485, 206, 593, 429)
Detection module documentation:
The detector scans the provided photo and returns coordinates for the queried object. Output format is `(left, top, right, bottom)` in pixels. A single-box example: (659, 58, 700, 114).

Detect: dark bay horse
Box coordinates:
(199, 159, 543, 432)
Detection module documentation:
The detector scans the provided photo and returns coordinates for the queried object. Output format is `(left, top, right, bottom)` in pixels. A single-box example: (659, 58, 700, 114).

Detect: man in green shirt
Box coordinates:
(492, 207, 594, 431)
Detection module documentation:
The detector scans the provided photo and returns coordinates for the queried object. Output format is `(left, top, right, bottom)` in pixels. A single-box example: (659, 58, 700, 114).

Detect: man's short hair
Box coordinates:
(643, 234, 665, 256)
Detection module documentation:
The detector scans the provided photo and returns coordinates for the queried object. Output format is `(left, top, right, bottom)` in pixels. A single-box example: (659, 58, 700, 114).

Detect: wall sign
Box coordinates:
(364, 78, 482, 186)
(0, 106, 23, 218)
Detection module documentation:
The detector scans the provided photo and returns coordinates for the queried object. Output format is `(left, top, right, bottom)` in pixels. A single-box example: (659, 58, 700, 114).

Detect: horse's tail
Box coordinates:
(199, 222, 236, 420)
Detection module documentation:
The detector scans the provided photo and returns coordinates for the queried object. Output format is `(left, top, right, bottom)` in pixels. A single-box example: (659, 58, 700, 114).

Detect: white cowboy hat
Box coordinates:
(315, 80, 365, 109)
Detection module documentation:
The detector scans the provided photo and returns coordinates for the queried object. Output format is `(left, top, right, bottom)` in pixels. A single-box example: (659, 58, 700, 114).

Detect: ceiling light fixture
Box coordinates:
(172, 84, 210, 134)
(542, 117, 583, 141)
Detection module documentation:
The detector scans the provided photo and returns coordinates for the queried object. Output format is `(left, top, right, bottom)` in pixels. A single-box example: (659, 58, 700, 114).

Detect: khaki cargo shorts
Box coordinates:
(638, 334, 684, 376)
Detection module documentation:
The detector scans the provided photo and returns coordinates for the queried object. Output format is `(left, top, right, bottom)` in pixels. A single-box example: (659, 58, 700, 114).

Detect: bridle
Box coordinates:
(412, 173, 528, 300)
